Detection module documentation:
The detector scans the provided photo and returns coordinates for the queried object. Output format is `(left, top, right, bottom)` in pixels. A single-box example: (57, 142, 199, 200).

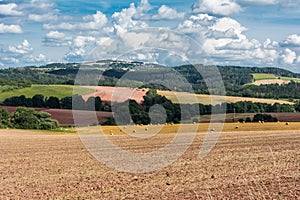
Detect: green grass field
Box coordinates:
(280, 77, 300, 82)
(252, 73, 276, 81)
(252, 73, 300, 83)
(0, 84, 94, 102)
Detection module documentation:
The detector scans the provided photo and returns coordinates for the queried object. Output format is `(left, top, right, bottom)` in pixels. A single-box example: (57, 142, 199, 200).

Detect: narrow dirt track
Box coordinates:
(0, 129, 299, 199)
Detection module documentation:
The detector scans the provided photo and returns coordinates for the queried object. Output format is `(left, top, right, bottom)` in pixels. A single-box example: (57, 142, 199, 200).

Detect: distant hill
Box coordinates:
(1, 61, 300, 100)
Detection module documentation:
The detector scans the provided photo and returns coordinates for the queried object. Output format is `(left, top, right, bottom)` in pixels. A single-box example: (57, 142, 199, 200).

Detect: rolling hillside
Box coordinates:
(0, 85, 93, 102)
(1, 61, 300, 100)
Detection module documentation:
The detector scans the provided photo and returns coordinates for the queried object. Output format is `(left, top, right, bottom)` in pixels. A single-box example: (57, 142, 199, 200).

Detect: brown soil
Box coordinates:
(82, 86, 147, 104)
(0, 106, 112, 126)
(0, 128, 299, 199)
(201, 112, 300, 122)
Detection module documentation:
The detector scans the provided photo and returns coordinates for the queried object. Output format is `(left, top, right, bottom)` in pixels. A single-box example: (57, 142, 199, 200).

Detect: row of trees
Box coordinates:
(2, 92, 299, 115)
(104, 90, 290, 125)
(2, 94, 112, 111)
(0, 107, 59, 130)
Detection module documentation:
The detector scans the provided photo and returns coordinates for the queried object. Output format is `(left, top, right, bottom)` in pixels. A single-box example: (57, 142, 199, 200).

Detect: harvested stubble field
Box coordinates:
(157, 90, 294, 105)
(0, 123, 299, 199)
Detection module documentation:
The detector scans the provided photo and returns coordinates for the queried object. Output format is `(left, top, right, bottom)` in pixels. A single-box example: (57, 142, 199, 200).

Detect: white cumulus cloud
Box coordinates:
(1, 40, 48, 66)
(281, 34, 300, 47)
(64, 36, 97, 62)
(210, 17, 247, 36)
(192, 0, 242, 16)
(297, 56, 300, 64)
(28, 13, 59, 22)
(178, 14, 216, 33)
(0, 3, 22, 16)
(237, 0, 279, 6)
(8, 40, 32, 54)
(43, 31, 69, 47)
(72, 36, 96, 48)
(27, 54, 47, 63)
(153, 5, 185, 20)
(46, 31, 65, 39)
(0, 23, 23, 34)
(44, 11, 107, 30)
(280, 48, 296, 64)
(112, 3, 148, 35)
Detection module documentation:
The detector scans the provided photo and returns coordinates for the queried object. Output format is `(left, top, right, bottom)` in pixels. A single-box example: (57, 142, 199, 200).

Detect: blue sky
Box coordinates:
(1, 0, 300, 72)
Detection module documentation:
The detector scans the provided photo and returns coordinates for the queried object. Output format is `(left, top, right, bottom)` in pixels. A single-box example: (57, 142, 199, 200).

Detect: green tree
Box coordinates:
(72, 94, 86, 110)
(86, 96, 102, 111)
(0, 108, 9, 128)
(61, 96, 72, 109)
(252, 114, 278, 122)
(32, 94, 46, 108)
(46, 96, 60, 108)
(295, 101, 300, 112)
(95, 96, 102, 111)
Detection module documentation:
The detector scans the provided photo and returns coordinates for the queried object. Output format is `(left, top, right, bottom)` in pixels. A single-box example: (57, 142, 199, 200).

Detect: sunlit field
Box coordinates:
(0, 123, 299, 199)
(0, 84, 94, 102)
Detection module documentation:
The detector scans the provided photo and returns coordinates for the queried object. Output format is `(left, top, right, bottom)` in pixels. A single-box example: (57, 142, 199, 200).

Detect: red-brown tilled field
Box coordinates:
(0, 106, 113, 126)
(0, 128, 299, 199)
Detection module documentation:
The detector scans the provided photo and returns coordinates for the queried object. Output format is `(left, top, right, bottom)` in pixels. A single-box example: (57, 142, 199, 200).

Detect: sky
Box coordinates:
(0, 0, 300, 72)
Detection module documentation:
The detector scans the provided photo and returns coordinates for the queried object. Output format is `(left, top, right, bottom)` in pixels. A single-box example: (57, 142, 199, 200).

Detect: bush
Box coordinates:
(9, 107, 59, 130)
(0, 108, 9, 127)
(252, 114, 278, 122)
(245, 117, 252, 122)
(102, 117, 116, 126)
(238, 118, 244, 123)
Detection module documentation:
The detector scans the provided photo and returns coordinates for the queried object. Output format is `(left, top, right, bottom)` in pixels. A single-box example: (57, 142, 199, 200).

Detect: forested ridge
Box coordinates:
(1, 61, 300, 99)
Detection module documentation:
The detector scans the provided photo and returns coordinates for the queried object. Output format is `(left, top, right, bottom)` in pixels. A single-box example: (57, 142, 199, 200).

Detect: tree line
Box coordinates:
(2, 90, 300, 126)
(2, 92, 299, 115)
(1, 94, 112, 112)
(104, 90, 299, 125)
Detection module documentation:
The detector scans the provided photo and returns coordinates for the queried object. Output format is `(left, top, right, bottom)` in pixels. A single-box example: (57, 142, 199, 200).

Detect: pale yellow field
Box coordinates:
(157, 90, 294, 105)
(97, 122, 300, 135)
(252, 79, 289, 86)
